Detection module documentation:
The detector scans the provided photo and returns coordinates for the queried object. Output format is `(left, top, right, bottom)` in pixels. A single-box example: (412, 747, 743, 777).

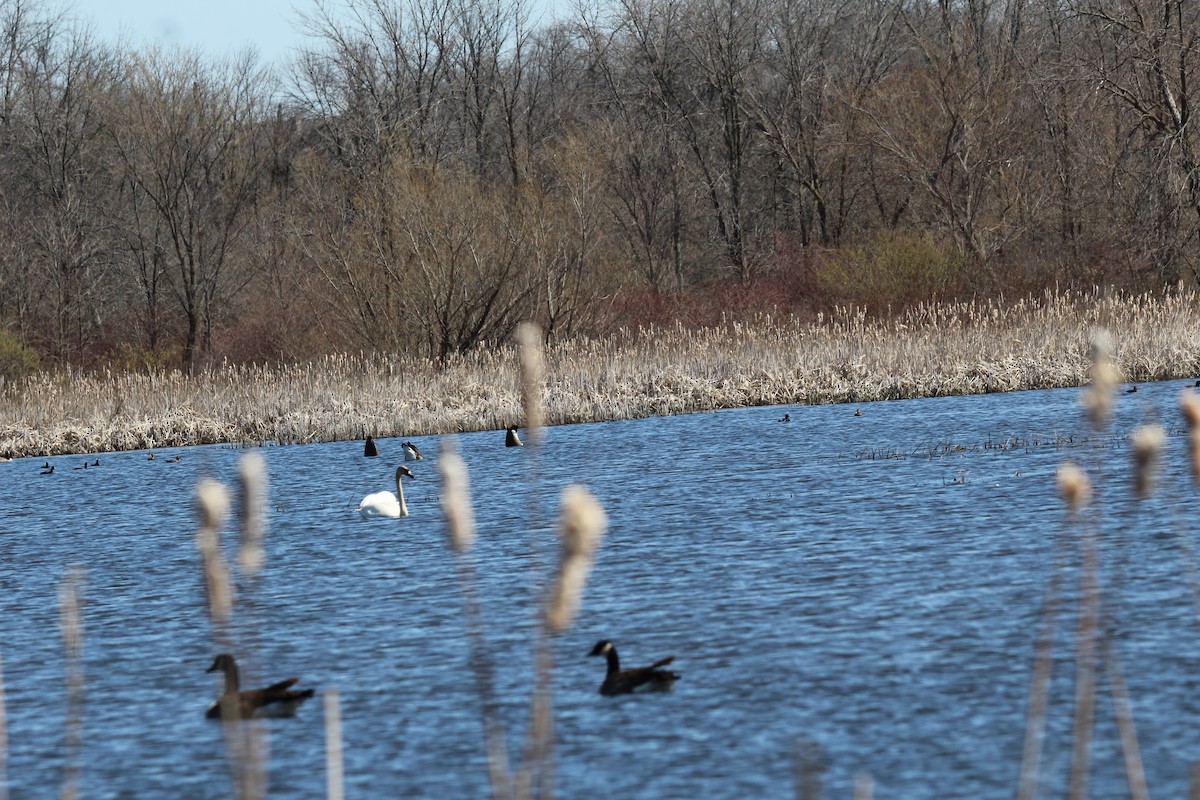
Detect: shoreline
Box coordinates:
(2, 290, 1199, 457)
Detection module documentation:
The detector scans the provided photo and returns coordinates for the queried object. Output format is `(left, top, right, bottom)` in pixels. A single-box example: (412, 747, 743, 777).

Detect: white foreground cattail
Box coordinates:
(1130, 424, 1166, 499)
(1056, 463, 1091, 514)
(238, 453, 266, 577)
(196, 479, 234, 626)
(545, 486, 606, 632)
(438, 448, 476, 553)
(1182, 391, 1200, 488)
(1080, 329, 1118, 429)
(517, 322, 544, 446)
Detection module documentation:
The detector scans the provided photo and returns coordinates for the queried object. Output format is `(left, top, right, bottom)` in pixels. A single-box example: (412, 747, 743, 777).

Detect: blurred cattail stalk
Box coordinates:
(517, 323, 544, 446)
(58, 568, 84, 800)
(195, 459, 270, 800)
(1103, 637, 1149, 800)
(1068, 510, 1101, 800)
(324, 689, 344, 800)
(440, 445, 512, 799)
(0, 652, 7, 800)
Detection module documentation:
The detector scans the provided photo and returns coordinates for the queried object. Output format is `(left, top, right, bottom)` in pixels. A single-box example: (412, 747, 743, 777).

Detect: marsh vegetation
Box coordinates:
(2, 289, 1199, 457)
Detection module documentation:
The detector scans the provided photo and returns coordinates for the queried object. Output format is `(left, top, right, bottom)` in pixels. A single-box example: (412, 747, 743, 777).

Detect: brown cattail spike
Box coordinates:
(195, 479, 234, 626)
(516, 322, 544, 447)
(439, 447, 476, 553)
(545, 485, 606, 632)
(1080, 329, 1118, 429)
(1130, 424, 1166, 499)
(1182, 391, 1200, 488)
(1056, 462, 1091, 514)
(238, 453, 266, 577)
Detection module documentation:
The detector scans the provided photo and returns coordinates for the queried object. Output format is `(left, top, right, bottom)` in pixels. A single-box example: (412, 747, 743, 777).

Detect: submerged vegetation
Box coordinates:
(2, 289, 1199, 457)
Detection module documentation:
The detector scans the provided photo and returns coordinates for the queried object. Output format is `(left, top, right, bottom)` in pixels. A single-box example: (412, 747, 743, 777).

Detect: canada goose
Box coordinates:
(364, 435, 379, 457)
(505, 427, 524, 447)
(40, 464, 54, 475)
(74, 462, 88, 470)
(854, 409, 863, 416)
(587, 640, 680, 696)
(779, 414, 790, 423)
(402, 441, 423, 461)
(205, 653, 314, 720)
(358, 465, 415, 519)
(147, 452, 156, 461)
(1126, 386, 1138, 394)
(0, 450, 13, 463)
(165, 455, 182, 463)
(91, 458, 100, 467)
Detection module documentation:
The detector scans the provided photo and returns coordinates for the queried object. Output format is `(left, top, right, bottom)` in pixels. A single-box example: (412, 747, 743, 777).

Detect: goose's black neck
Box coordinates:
(222, 660, 241, 694)
(604, 647, 621, 676)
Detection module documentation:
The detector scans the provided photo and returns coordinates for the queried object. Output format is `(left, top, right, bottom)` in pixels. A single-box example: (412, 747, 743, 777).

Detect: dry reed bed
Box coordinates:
(3, 289, 1200, 456)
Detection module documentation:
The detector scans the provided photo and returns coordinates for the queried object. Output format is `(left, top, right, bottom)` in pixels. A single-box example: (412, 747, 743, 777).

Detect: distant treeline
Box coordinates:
(0, 0, 1196, 376)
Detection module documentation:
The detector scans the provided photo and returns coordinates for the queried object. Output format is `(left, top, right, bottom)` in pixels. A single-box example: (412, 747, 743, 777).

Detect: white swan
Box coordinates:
(402, 441, 423, 461)
(358, 465, 415, 519)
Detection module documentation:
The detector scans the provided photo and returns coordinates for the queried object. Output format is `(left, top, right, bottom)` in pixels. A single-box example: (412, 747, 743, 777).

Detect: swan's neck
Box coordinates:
(604, 648, 621, 676)
(395, 474, 409, 517)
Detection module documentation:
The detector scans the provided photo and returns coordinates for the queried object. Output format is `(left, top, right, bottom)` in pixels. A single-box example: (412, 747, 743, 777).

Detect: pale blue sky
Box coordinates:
(70, 0, 569, 67)
(70, 0, 318, 65)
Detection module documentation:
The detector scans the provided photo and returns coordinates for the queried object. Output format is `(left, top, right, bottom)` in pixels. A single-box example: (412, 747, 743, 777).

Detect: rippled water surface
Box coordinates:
(3, 380, 1200, 798)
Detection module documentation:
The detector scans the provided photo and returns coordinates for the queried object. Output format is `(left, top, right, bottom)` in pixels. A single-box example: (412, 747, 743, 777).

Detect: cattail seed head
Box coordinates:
(1181, 391, 1200, 488)
(58, 568, 84, 662)
(196, 478, 230, 532)
(195, 479, 234, 626)
(545, 485, 606, 632)
(439, 447, 476, 553)
(1080, 329, 1118, 429)
(1056, 462, 1091, 514)
(517, 322, 544, 447)
(1131, 424, 1166, 499)
(238, 452, 266, 577)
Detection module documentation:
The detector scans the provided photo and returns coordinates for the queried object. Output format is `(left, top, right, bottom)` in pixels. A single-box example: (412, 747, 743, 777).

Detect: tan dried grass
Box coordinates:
(3, 288, 1199, 455)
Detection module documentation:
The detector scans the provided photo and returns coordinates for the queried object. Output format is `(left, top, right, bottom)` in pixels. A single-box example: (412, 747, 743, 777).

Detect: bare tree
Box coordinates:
(293, 0, 456, 173)
(1071, 0, 1200, 283)
(13, 25, 121, 361)
(866, 0, 1034, 268)
(611, 0, 769, 284)
(111, 49, 270, 374)
(744, 0, 903, 245)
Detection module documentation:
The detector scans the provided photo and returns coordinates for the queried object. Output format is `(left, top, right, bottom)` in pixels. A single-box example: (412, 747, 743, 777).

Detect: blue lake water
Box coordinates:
(2, 380, 1200, 798)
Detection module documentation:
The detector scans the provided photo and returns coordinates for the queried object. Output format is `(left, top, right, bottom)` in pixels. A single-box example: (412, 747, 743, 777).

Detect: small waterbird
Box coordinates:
(205, 653, 314, 720)
(587, 640, 680, 696)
